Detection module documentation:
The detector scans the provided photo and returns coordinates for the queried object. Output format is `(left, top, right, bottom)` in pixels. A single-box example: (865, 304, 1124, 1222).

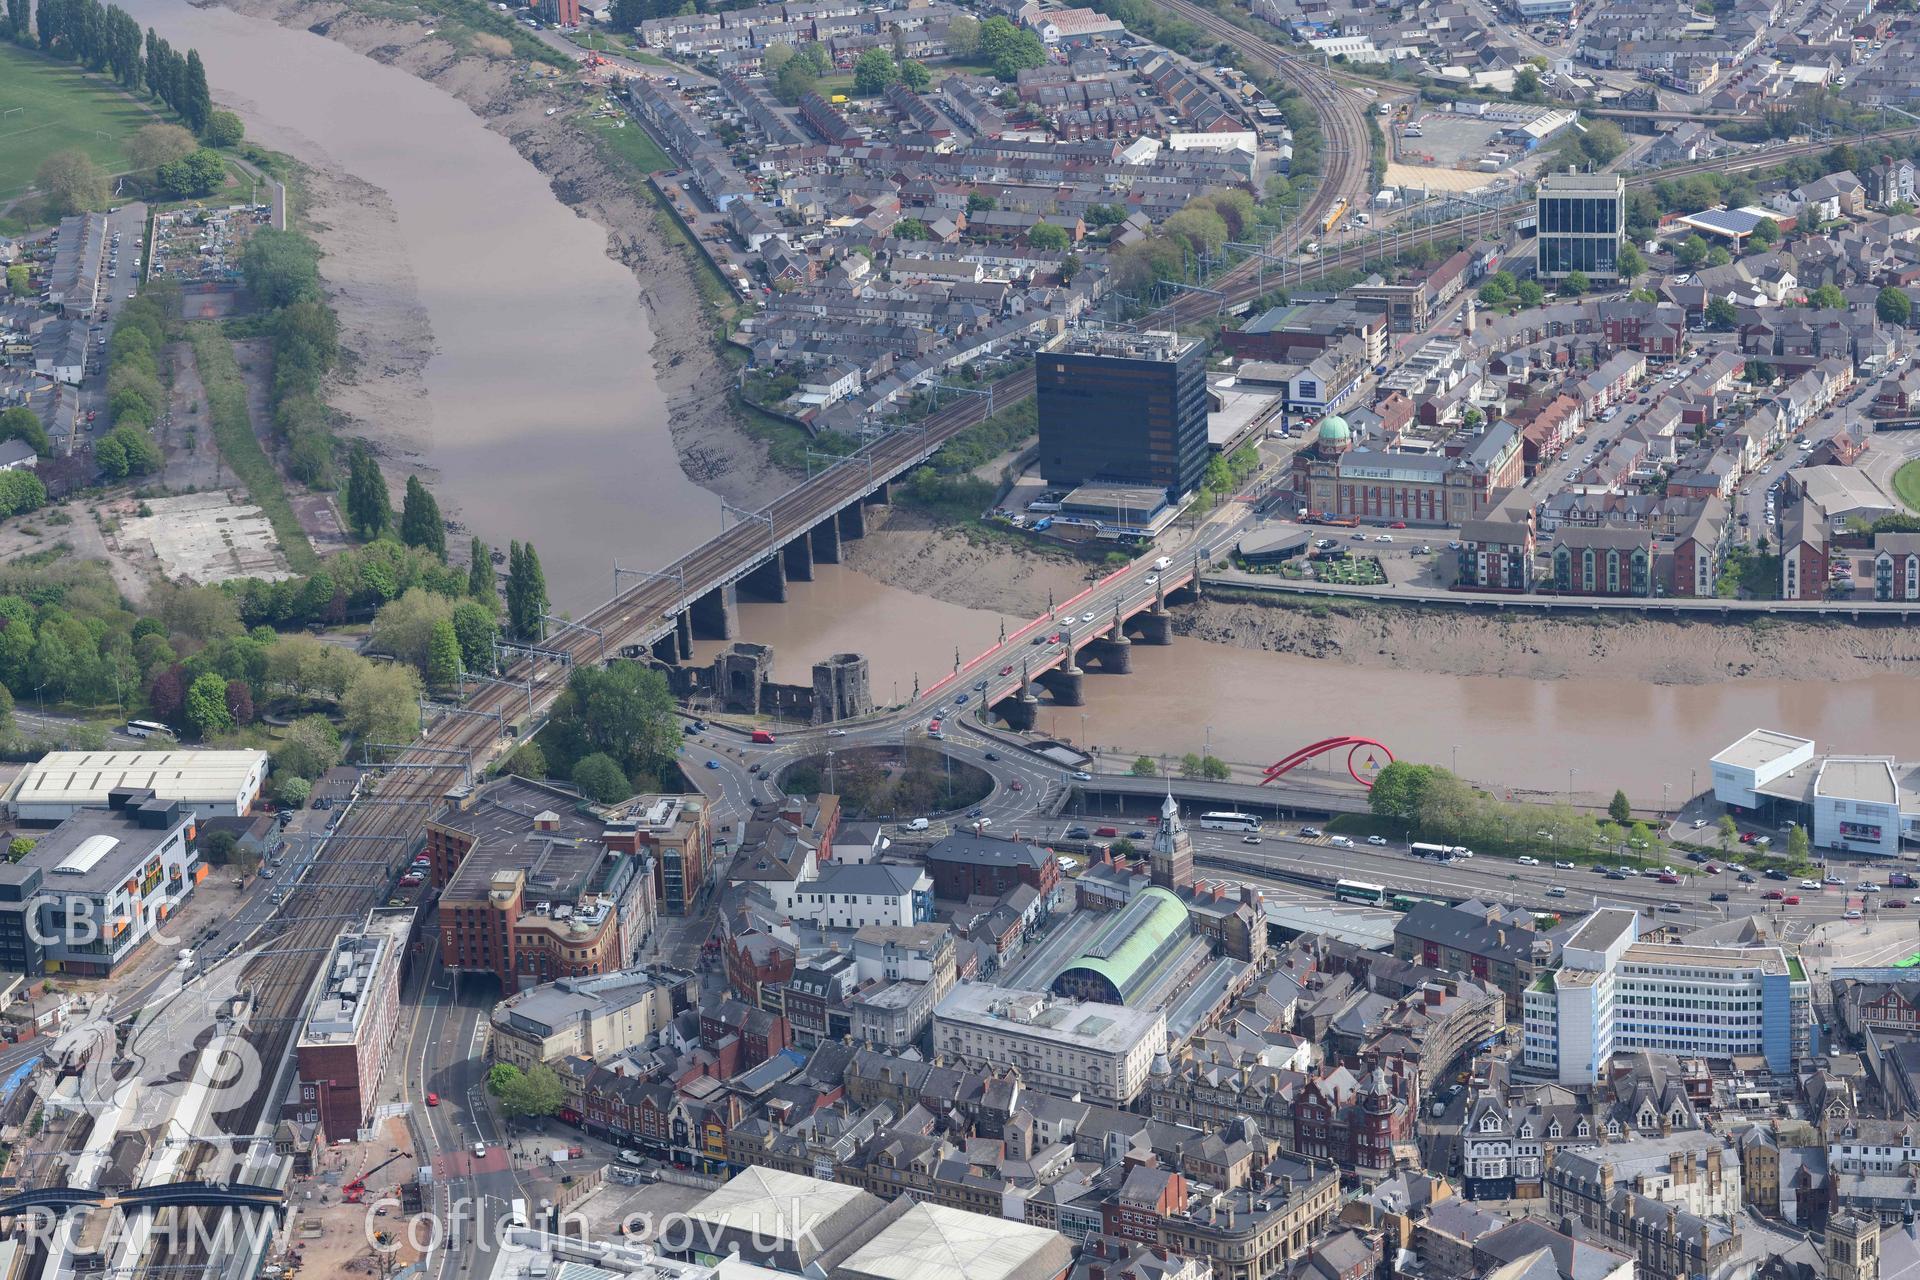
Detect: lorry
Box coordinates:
(751, 728, 776, 744)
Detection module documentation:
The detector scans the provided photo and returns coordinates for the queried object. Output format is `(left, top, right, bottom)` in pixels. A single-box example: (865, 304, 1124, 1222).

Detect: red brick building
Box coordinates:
(924, 833, 1061, 901)
(1103, 1167, 1189, 1242)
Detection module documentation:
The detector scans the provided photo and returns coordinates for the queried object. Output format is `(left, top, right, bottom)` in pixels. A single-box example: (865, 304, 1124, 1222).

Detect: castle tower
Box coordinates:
(1151, 788, 1194, 890)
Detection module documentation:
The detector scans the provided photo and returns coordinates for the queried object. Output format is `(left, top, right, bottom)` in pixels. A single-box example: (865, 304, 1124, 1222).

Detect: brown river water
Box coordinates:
(123, 0, 1920, 795)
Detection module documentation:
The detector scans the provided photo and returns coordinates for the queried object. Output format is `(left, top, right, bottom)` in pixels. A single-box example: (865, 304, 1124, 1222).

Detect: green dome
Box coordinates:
(1317, 415, 1351, 443)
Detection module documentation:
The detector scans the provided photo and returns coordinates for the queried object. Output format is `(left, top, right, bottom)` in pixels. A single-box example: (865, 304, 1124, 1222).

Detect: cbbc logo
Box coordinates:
(26, 894, 189, 950)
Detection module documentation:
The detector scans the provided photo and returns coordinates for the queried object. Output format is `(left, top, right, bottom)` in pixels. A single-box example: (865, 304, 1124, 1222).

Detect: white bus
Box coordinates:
(1199, 812, 1261, 833)
(1410, 842, 1462, 861)
(505, 1198, 529, 1230)
(125, 719, 175, 739)
(1334, 879, 1387, 905)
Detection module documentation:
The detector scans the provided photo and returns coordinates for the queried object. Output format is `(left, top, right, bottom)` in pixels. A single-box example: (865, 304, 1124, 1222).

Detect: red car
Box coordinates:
(1703, 863, 1720, 873)
(1389, 521, 1408, 529)
(1783, 895, 1801, 905)
(426, 1092, 439, 1107)
(1888, 899, 1910, 909)
(1739, 832, 1758, 844)
(1047, 633, 1060, 644)
(1095, 826, 1119, 838)
(1000, 665, 1014, 676)
(1761, 890, 1784, 900)
(1009, 779, 1025, 791)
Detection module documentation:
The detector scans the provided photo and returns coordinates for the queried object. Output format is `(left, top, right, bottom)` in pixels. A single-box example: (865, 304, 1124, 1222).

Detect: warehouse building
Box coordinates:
(9, 749, 269, 823)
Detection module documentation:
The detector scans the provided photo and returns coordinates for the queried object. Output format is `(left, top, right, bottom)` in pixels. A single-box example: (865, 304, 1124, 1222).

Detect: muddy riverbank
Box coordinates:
(1176, 592, 1920, 685)
(224, 0, 784, 506)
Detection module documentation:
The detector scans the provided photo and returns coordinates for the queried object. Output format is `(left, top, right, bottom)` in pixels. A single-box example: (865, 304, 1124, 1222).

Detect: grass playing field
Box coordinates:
(0, 43, 153, 204)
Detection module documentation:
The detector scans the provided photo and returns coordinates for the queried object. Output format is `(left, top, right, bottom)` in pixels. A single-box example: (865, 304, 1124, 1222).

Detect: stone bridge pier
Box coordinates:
(741, 553, 788, 602)
(691, 584, 738, 639)
(810, 517, 842, 564)
(783, 532, 815, 582)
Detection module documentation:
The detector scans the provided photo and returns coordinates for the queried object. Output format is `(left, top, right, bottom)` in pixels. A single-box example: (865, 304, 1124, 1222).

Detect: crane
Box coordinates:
(341, 1152, 413, 1204)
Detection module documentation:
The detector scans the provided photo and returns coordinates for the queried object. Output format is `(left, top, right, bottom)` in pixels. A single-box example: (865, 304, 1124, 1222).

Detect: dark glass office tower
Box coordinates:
(1037, 330, 1210, 502)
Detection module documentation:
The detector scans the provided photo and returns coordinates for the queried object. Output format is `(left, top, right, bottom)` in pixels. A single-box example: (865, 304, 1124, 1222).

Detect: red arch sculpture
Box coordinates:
(1261, 736, 1396, 789)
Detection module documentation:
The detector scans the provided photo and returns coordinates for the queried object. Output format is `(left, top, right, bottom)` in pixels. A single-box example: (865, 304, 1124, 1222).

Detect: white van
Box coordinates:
(904, 817, 930, 832)
(1546, 885, 1568, 897)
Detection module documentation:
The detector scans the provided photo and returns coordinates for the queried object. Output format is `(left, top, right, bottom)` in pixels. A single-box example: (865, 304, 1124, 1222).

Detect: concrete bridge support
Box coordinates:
(863, 480, 892, 507)
(691, 585, 738, 640)
(810, 517, 842, 565)
(741, 554, 789, 602)
(675, 610, 694, 661)
(651, 633, 679, 664)
(1092, 634, 1132, 673)
(783, 533, 815, 582)
(838, 501, 867, 540)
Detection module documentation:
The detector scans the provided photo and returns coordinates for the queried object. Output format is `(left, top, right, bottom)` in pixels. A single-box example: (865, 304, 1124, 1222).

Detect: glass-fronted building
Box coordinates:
(1536, 170, 1625, 283)
(1037, 330, 1210, 502)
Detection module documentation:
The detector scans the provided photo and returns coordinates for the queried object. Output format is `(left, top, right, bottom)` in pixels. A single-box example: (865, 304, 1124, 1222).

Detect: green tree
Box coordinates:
(1615, 242, 1646, 283)
(966, 191, 997, 214)
(899, 58, 931, 91)
(344, 444, 390, 539)
(7, 837, 35, 863)
(503, 739, 547, 781)
(203, 109, 244, 147)
(977, 15, 1043, 78)
(341, 661, 423, 746)
(853, 47, 898, 95)
(506, 540, 548, 642)
(184, 671, 233, 738)
(1748, 217, 1780, 249)
(1559, 270, 1588, 297)
(370, 589, 457, 675)
(1608, 789, 1631, 824)
(1808, 283, 1845, 310)
(1200, 755, 1230, 781)
(1716, 813, 1738, 853)
(0, 470, 46, 518)
(6, 265, 28, 298)
(1515, 281, 1545, 306)
(1130, 755, 1158, 777)
(572, 752, 630, 803)
(1367, 760, 1446, 823)
(467, 537, 493, 599)
(241, 227, 322, 307)
(273, 714, 342, 781)
(1787, 824, 1810, 862)
(0, 404, 50, 454)
(543, 660, 678, 779)
(1878, 286, 1912, 326)
(945, 12, 978, 56)
(1514, 66, 1540, 99)
(38, 149, 107, 216)
(486, 1062, 522, 1095)
(1179, 751, 1204, 778)
(773, 53, 820, 104)
(450, 601, 498, 675)
(399, 476, 445, 559)
(153, 148, 226, 198)
(275, 775, 311, 808)
(1705, 245, 1732, 268)
(496, 1062, 565, 1118)
(1027, 222, 1070, 251)
(895, 216, 933, 241)
(181, 48, 210, 133)
(1674, 234, 1710, 269)
(129, 122, 196, 173)
(1705, 297, 1738, 330)
(426, 618, 461, 688)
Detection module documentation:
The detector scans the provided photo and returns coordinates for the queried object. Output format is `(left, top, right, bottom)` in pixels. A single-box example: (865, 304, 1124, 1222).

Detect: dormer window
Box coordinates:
(1577, 1122, 1591, 1138)
(1548, 1122, 1561, 1139)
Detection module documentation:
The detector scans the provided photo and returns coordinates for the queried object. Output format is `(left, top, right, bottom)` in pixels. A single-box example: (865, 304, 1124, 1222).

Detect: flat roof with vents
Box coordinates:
(10, 749, 267, 818)
(55, 835, 119, 876)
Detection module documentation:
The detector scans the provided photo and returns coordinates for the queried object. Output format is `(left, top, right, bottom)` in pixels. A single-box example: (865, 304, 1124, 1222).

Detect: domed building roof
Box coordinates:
(1317, 414, 1351, 443)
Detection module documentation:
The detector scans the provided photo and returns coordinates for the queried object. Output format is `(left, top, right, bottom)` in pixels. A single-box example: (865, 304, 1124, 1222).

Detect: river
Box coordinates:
(117, 0, 717, 610)
(119, 0, 1920, 798)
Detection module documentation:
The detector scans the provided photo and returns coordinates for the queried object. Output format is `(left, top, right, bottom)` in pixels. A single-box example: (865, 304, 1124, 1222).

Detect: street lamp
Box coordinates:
(1567, 767, 1577, 810)
(1452, 744, 1460, 776)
